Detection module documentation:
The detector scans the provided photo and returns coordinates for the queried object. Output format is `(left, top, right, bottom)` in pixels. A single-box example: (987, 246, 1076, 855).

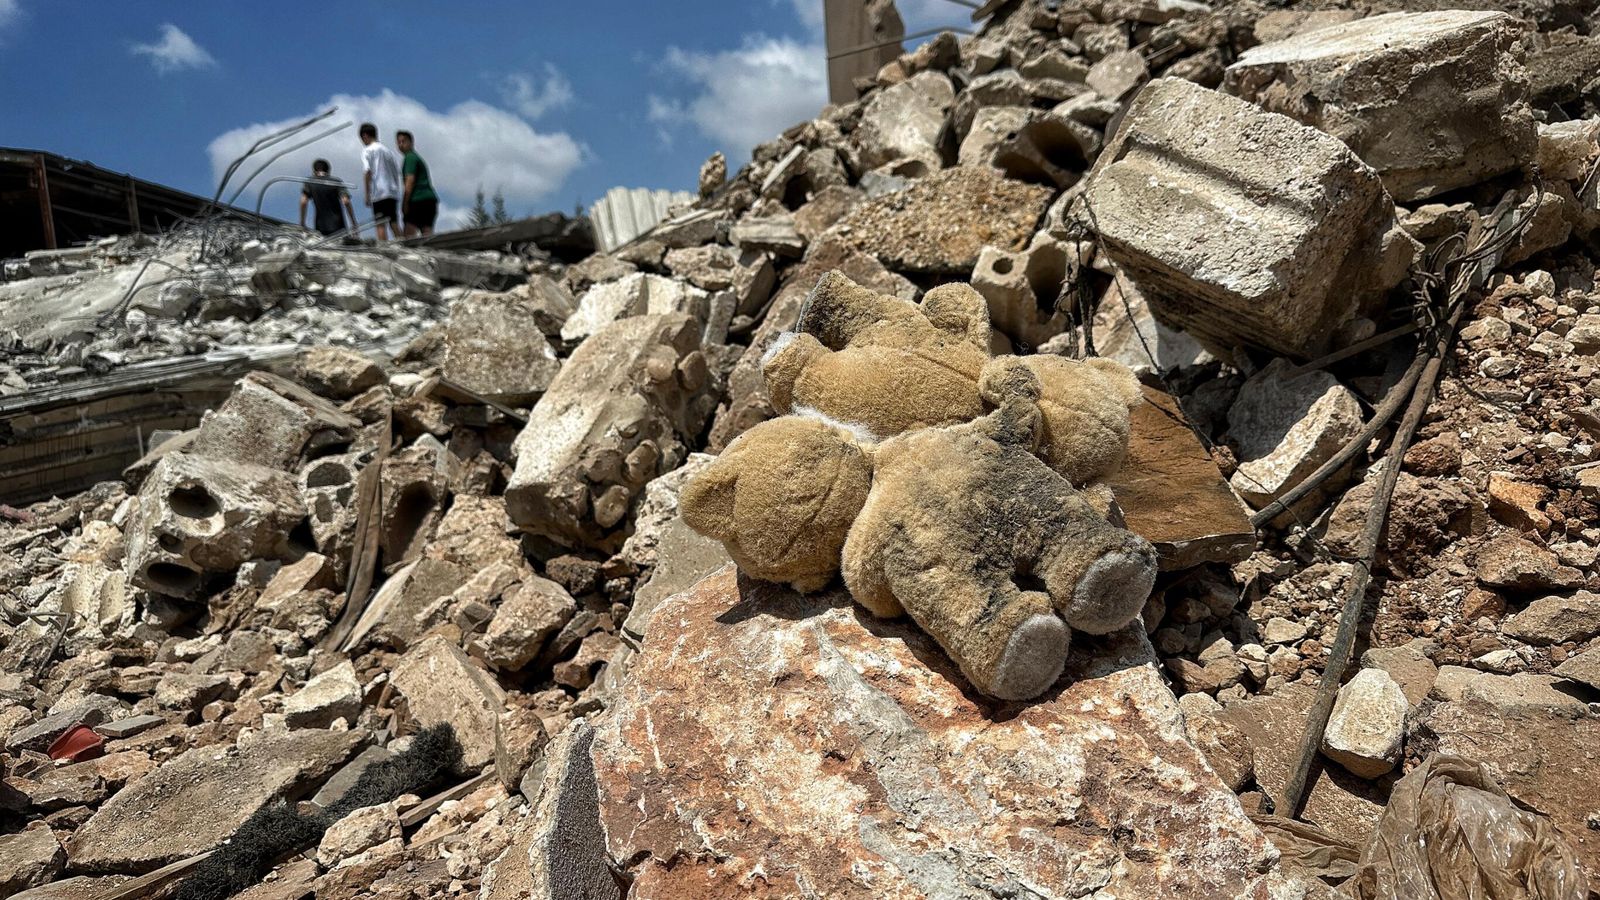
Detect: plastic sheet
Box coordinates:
(1347, 754, 1588, 900)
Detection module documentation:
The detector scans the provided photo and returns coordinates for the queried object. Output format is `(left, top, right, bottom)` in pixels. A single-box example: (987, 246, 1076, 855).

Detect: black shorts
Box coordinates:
(407, 198, 438, 229)
(372, 197, 398, 227)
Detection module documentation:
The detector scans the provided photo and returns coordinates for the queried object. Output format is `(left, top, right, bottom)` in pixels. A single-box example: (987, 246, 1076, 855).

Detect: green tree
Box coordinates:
(490, 189, 511, 224)
(466, 187, 491, 229)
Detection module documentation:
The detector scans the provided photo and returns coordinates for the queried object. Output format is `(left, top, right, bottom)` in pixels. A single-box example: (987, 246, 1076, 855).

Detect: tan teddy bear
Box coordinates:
(679, 363, 1157, 701)
(762, 270, 1143, 486)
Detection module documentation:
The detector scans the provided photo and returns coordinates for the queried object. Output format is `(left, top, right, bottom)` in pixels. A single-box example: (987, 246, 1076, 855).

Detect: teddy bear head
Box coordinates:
(679, 414, 873, 594)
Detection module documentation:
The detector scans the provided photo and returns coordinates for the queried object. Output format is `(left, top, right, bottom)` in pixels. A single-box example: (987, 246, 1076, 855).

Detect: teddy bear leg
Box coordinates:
(888, 560, 1071, 701)
(840, 502, 906, 619)
(1038, 527, 1158, 636)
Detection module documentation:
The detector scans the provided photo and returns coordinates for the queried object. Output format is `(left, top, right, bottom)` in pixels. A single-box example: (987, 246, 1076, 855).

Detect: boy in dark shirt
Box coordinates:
(395, 131, 439, 237)
(299, 159, 358, 237)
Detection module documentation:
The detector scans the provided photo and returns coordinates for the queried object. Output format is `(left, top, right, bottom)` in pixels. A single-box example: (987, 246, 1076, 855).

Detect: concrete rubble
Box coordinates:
(4, 0, 1600, 896)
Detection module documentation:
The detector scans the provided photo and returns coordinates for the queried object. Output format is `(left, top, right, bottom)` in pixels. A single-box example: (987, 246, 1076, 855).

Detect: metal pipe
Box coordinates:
(226, 121, 352, 206)
(826, 26, 971, 60)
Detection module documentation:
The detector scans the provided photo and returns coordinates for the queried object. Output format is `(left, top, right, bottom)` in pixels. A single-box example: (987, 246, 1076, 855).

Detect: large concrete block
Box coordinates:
(507, 313, 717, 546)
(853, 70, 954, 172)
(561, 273, 709, 343)
(188, 372, 360, 472)
(1227, 11, 1536, 202)
(443, 289, 562, 406)
(123, 452, 308, 598)
(1086, 78, 1416, 359)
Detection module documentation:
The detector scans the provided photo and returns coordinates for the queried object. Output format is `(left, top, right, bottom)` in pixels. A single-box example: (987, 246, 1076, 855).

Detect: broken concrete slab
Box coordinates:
(67, 729, 364, 872)
(293, 347, 384, 401)
(507, 313, 717, 545)
(854, 70, 955, 172)
(121, 451, 309, 599)
(824, 166, 1054, 275)
(1086, 78, 1416, 359)
(442, 289, 563, 406)
(560, 273, 709, 344)
(1321, 668, 1408, 778)
(957, 107, 1096, 189)
(592, 566, 1312, 898)
(390, 635, 505, 770)
(1227, 10, 1537, 202)
(1107, 386, 1255, 570)
(730, 216, 806, 259)
(1227, 359, 1363, 509)
(188, 372, 358, 472)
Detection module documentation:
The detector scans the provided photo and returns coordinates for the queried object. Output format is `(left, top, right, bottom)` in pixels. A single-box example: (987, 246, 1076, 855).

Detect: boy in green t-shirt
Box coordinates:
(395, 130, 439, 237)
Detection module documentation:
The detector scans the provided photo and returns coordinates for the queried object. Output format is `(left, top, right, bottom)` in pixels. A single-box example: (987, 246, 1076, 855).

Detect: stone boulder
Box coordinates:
(1227, 359, 1363, 509)
(1227, 11, 1536, 201)
(589, 566, 1313, 898)
(1086, 78, 1415, 359)
(854, 70, 955, 172)
(390, 635, 505, 770)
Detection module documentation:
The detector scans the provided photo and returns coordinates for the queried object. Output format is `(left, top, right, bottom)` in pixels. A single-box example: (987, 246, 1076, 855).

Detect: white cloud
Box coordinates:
(500, 64, 575, 120)
(648, 36, 826, 160)
(131, 23, 217, 73)
(209, 89, 583, 227)
(0, 0, 21, 34)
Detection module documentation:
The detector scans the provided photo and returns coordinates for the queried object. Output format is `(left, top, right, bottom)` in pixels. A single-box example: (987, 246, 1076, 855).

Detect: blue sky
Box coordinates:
(0, 0, 960, 228)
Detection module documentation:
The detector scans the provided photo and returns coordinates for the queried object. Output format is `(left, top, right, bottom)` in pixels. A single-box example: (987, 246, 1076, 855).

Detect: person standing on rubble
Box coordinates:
(358, 123, 403, 240)
(298, 159, 358, 238)
(395, 130, 439, 238)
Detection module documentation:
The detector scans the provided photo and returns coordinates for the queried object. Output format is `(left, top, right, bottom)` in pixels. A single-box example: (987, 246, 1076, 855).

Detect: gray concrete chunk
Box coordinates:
(1086, 78, 1415, 359)
(1227, 10, 1536, 201)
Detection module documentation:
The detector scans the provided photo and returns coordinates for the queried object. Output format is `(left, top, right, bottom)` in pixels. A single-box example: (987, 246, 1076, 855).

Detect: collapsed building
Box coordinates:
(4, 0, 1600, 898)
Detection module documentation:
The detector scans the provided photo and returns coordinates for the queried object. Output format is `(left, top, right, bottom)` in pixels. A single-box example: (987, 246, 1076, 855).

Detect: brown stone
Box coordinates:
(1475, 533, 1585, 593)
(1488, 472, 1552, 533)
(1402, 431, 1462, 476)
(1107, 386, 1256, 570)
(592, 566, 1310, 898)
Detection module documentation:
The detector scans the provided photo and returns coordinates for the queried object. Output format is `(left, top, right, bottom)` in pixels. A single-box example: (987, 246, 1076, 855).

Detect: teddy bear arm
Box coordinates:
(1034, 503, 1158, 635)
(840, 494, 905, 618)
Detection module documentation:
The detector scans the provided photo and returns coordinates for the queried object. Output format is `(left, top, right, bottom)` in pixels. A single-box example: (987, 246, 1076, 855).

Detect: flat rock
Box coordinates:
(1554, 647, 1600, 691)
(0, 822, 65, 896)
(1216, 683, 1390, 847)
(67, 729, 364, 873)
(1321, 668, 1407, 778)
(1475, 533, 1585, 593)
(8, 875, 131, 900)
(592, 566, 1308, 898)
(824, 167, 1052, 275)
(1503, 591, 1600, 645)
(5, 704, 108, 753)
(1228, 359, 1363, 508)
(1360, 641, 1439, 706)
(478, 576, 577, 671)
(1107, 386, 1255, 570)
(390, 635, 505, 770)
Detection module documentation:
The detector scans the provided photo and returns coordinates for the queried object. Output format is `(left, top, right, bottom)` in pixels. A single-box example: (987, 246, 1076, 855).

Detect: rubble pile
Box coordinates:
(5, 0, 1600, 897)
(0, 222, 526, 397)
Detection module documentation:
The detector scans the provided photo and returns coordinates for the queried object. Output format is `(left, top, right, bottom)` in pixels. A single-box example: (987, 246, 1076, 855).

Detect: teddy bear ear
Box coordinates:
(1084, 358, 1144, 408)
(919, 283, 992, 350)
(679, 456, 741, 541)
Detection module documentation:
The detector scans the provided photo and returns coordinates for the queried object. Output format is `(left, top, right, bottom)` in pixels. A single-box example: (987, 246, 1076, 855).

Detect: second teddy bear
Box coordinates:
(762, 270, 1144, 487)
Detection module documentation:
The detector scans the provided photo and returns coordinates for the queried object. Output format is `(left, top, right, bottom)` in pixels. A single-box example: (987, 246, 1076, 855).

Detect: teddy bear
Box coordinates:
(679, 361, 1158, 701)
(762, 270, 1144, 487)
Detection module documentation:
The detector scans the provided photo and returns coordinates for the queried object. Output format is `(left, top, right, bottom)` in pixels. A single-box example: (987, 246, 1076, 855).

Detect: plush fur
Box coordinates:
(842, 375, 1157, 700)
(764, 270, 1143, 486)
(682, 364, 1157, 701)
(680, 415, 873, 593)
(171, 725, 463, 900)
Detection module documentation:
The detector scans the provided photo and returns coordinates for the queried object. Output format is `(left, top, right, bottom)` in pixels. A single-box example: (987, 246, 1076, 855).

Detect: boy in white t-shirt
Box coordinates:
(358, 122, 403, 240)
